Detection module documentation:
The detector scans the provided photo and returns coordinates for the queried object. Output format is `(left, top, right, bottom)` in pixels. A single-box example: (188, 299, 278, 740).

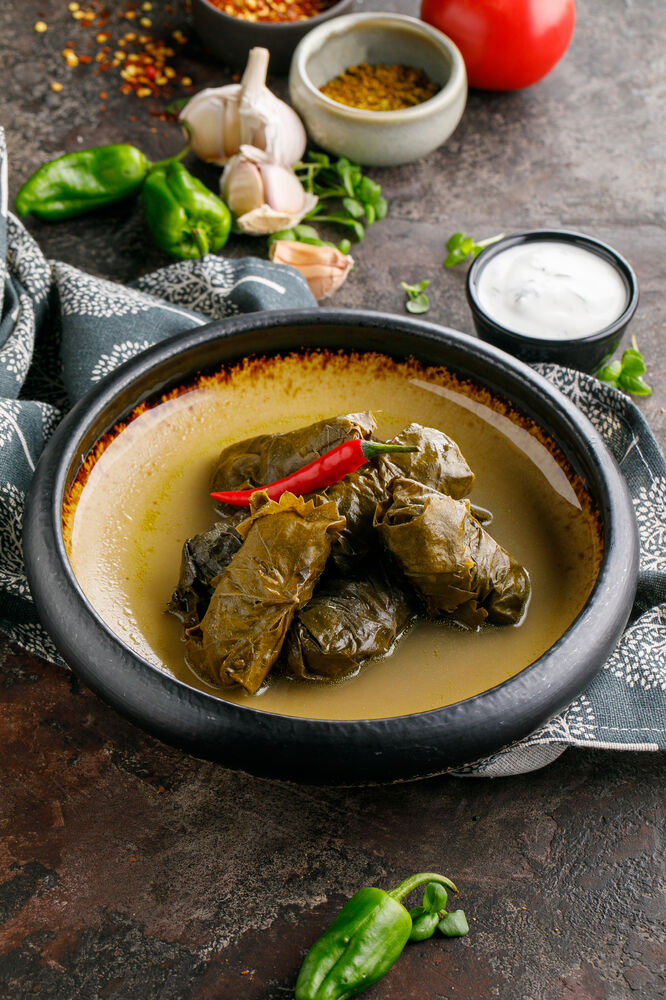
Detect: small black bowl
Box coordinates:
(466, 230, 639, 372)
(191, 0, 356, 76)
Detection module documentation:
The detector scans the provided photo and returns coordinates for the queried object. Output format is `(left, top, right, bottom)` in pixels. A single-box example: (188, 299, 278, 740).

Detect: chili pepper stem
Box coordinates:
(149, 134, 191, 172)
(360, 441, 417, 460)
(387, 872, 458, 901)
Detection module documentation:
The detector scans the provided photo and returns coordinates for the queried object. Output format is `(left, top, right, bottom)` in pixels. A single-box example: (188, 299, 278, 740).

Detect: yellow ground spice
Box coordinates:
(320, 62, 439, 111)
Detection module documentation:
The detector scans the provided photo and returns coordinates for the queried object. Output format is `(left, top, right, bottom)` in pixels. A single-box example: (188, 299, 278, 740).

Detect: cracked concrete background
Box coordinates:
(1, 0, 664, 997)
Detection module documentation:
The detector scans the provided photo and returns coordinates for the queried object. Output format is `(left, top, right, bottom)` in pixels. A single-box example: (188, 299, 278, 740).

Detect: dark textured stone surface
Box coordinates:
(1, 1, 664, 998)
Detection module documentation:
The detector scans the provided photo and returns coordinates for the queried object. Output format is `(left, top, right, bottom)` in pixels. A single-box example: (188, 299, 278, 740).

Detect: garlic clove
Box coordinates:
(259, 161, 311, 214)
(269, 241, 354, 299)
(221, 146, 318, 235)
(221, 159, 265, 217)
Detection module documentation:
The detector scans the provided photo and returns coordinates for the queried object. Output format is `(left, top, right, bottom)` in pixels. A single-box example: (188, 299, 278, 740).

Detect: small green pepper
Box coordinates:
(15, 144, 151, 221)
(141, 160, 231, 260)
(295, 872, 458, 1000)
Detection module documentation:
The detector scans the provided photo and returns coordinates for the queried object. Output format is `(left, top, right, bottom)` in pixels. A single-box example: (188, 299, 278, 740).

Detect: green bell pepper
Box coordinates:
(294, 872, 459, 1000)
(15, 144, 151, 221)
(141, 160, 231, 260)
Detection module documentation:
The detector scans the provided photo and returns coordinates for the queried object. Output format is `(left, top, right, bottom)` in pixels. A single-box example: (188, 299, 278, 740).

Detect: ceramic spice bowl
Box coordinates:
(466, 230, 639, 372)
(191, 0, 355, 76)
(288, 13, 468, 166)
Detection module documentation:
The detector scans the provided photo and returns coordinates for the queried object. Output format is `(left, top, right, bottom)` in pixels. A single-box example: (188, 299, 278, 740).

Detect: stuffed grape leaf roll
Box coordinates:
(210, 412, 376, 496)
(375, 477, 530, 629)
(327, 423, 475, 569)
(284, 569, 416, 681)
(166, 509, 247, 630)
(185, 491, 345, 694)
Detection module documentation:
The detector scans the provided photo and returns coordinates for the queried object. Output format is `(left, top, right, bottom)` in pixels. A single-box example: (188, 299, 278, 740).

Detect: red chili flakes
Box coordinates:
(67, 0, 193, 100)
(209, 0, 335, 22)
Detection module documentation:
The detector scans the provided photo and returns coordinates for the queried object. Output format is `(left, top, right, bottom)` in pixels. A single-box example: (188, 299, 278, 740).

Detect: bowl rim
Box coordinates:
(23, 308, 638, 782)
(466, 229, 640, 348)
(290, 12, 467, 121)
(193, 0, 355, 34)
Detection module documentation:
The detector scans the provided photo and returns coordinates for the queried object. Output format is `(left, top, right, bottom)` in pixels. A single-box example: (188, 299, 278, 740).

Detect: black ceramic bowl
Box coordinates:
(466, 230, 639, 372)
(191, 0, 355, 76)
(23, 310, 638, 784)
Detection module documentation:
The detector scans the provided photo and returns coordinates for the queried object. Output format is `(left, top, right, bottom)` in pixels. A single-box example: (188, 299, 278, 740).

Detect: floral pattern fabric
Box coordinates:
(1, 128, 664, 776)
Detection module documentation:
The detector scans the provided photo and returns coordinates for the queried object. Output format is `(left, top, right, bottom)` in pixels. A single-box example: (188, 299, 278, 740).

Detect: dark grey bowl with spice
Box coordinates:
(191, 0, 355, 76)
(22, 309, 638, 784)
(466, 229, 639, 372)
(289, 13, 467, 166)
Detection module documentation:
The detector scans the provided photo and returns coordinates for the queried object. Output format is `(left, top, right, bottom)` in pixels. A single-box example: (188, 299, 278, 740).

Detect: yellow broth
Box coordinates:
(65, 351, 602, 720)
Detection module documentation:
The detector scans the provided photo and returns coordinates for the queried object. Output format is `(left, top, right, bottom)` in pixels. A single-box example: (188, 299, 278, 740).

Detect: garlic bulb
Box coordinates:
(180, 47, 306, 166)
(221, 146, 318, 235)
(269, 241, 354, 300)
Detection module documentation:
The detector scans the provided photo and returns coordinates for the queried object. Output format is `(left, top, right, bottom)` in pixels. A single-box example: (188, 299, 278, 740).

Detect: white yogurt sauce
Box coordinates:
(477, 241, 628, 340)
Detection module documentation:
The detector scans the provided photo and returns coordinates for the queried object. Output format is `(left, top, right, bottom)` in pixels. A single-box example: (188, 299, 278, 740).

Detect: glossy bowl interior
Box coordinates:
(466, 230, 639, 372)
(288, 13, 467, 166)
(191, 0, 355, 75)
(23, 310, 638, 784)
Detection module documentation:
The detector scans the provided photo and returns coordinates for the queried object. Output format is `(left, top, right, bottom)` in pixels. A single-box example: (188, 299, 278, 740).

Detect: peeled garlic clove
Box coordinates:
(259, 161, 311, 214)
(269, 241, 354, 299)
(180, 47, 306, 167)
(221, 158, 265, 217)
(221, 146, 318, 235)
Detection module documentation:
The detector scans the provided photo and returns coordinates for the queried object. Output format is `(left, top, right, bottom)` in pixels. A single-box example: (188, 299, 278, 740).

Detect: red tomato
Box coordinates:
(420, 0, 576, 90)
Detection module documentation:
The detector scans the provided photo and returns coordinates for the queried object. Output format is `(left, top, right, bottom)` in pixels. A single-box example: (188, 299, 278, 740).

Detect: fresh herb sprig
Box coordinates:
(444, 231, 504, 267)
(596, 338, 652, 396)
(401, 279, 430, 314)
(294, 152, 388, 243)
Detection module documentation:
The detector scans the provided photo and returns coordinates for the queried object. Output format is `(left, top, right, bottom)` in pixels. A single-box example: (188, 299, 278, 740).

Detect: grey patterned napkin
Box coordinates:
(1, 128, 664, 777)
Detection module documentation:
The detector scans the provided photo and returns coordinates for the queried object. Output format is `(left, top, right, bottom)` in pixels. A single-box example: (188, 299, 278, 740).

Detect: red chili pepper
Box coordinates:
(210, 439, 418, 507)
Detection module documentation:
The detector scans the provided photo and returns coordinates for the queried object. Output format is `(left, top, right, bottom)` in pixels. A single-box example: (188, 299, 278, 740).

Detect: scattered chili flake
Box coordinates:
(66, 0, 193, 99)
(208, 0, 335, 23)
(50, 81, 63, 91)
(34, 21, 48, 32)
(320, 62, 440, 111)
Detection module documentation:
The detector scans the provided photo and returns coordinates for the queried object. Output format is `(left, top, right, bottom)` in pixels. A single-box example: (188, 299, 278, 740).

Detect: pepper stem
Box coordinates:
(149, 129, 191, 172)
(387, 873, 458, 902)
(191, 227, 209, 258)
(360, 442, 418, 460)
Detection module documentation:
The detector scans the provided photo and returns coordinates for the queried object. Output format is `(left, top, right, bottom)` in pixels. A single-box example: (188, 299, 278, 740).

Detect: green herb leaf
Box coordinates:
(595, 342, 652, 396)
(618, 373, 653, 396)
(444, 231, 504, 268)
(618, 347, 646, 376)
(438, 909, 469, 937)
(289, 152, 388, 248)
(342, 197, 365, 218)
(401, 279, 430, 315)
(596, 360, 622, 383)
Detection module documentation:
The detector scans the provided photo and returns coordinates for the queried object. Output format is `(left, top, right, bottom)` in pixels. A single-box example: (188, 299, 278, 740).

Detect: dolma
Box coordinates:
(166, 508, 248, 630)
(327, 423, 475, 569)
(284, 569, 416, 681)
(210, 411, 376, 495)
(185, 491, 345, 694)
(375, 477, 530, 629)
